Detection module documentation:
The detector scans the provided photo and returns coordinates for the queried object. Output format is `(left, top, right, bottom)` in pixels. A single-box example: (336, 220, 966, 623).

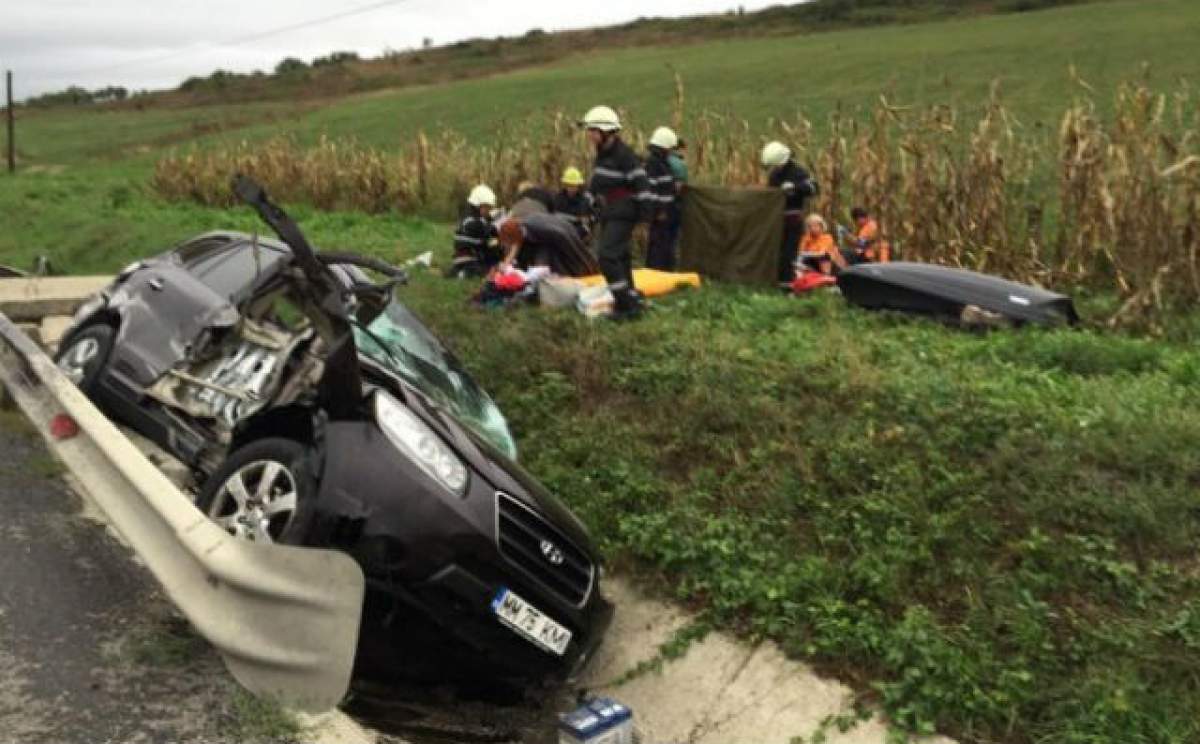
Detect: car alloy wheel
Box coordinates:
(207, 459, 299, 543)
(57, 337, 101, 385)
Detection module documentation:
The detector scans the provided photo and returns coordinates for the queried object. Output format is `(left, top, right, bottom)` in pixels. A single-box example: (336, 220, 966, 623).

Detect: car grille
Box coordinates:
(496, 492, 594, 607)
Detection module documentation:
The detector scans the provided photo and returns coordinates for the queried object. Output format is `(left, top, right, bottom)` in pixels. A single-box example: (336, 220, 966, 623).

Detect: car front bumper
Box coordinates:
(313, 420, 613, 680)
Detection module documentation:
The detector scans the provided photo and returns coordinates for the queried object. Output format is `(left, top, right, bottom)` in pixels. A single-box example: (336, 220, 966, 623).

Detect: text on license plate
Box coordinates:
(491, 587, 572, 656)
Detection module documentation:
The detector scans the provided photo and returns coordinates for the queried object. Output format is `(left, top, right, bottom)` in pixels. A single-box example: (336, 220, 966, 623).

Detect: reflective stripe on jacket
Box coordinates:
(588, 137, 653, 223)
(645, 146, 676, 214)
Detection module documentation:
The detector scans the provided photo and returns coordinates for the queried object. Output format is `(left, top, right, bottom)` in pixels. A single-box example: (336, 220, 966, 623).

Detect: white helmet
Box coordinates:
(649, 126, 679, 150)
(467, 184, 496, 208)
(761, 141, 791, 168)
(580, 105, 621, 133)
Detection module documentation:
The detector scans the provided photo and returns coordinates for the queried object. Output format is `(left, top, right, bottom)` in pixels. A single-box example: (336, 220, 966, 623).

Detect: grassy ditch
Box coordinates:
(398, 275, 1200, 744)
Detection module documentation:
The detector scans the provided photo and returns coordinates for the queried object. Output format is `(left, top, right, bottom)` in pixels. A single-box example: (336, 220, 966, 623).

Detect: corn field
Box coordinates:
(154, 80, 1200, 328)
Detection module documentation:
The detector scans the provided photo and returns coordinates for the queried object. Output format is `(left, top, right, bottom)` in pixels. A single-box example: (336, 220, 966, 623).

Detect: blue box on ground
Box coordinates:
(558, 697, 634, 744)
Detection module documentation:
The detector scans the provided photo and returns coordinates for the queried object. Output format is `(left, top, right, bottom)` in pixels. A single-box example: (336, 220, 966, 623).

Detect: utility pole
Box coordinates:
(5, 71, 13, 174)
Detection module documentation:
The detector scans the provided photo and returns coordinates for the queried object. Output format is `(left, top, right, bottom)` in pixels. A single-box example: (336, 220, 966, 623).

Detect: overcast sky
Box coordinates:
(3, 0, 788, 99)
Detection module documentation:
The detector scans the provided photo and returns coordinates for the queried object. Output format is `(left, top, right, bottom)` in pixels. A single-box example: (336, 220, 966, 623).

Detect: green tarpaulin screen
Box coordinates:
(679, 185, 783, 286)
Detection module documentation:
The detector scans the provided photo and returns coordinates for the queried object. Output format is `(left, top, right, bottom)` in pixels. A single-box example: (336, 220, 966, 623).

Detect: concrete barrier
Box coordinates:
(0, 310, 365, 712)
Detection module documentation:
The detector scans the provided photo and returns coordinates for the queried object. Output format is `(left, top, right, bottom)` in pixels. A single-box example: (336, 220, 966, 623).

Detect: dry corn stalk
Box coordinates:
(153, 77, 1199, 328)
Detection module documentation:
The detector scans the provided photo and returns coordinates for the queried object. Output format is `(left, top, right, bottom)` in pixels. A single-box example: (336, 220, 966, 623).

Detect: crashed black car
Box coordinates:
(54, 176, 612, 681)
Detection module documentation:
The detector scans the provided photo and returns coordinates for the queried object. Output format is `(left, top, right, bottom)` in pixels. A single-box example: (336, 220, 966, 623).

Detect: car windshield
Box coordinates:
(353, 299, 518, 460)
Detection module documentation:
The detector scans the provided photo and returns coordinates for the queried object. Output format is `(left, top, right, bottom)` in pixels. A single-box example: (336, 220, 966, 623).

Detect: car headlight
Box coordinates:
(374, 390, 468, 495)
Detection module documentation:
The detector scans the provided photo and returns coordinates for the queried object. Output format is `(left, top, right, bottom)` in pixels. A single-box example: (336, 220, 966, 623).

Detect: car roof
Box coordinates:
(179, 230, 293, 254)
(176, 230, 371, 289)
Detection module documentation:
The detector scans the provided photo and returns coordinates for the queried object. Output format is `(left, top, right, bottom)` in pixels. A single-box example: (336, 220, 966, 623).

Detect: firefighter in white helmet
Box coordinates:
(645, 126, 680, 270)
(761, 141, 819, 286)
(580, 105, 653, 319)
(446, 184, 500, 278)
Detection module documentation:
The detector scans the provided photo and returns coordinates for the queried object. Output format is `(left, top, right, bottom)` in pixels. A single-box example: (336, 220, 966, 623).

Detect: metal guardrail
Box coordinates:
(0, 311, 365, 712)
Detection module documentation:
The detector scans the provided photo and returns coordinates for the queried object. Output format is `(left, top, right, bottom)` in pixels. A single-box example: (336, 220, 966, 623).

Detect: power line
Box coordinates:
(73, 0, 415, 77)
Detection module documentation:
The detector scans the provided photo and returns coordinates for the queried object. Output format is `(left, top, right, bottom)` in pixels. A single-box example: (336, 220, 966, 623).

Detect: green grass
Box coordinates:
(10, 0, 1199, 169)
(399, 280, 1200, 744)
(222, 689, 300, 743)
(120, 617, 211, 668)
(175, 0, 1200, 146)
(0, 167, 444, 275)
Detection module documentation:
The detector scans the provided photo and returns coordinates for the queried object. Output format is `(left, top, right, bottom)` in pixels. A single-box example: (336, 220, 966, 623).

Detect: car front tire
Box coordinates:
(197, 438, 316, 545)
(54, 324, 114, 395)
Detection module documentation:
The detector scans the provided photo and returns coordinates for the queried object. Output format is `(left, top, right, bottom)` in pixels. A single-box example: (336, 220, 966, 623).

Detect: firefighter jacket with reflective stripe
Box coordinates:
(587, 137, 653, 223)
(452, 207, 497, 264)
(768, 160, 818, 219)
(553, 190, 592, 225)
(644, 146, 676, 215)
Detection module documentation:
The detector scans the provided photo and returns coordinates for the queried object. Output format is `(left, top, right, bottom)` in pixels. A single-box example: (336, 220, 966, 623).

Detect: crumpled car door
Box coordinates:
(108, 260, 238, 388)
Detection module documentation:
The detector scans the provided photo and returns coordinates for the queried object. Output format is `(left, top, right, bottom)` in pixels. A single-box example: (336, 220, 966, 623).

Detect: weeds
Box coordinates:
(394, 276, 1200, 744)
(221, 689, 300, 743)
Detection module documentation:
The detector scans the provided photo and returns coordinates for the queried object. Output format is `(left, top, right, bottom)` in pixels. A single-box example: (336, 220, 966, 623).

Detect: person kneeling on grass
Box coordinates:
(495, 212, 598, 278)
(446, 184, 500, 278)
(841, 206, 892, 266)
(798, 213, 846, 276)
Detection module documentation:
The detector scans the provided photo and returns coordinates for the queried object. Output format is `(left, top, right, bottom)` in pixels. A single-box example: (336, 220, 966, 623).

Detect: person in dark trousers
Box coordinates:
(446, 184, 499, 278)
(644, 126, 679, 271)
(496, 213, 600, 277)
(580, 105, 653, 319)
(762, 141, 818, 288)
(553, 167, 593, 240)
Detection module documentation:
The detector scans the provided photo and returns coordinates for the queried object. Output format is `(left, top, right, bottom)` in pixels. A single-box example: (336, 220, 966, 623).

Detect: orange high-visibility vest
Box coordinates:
(799, 232, 839, 261)
(857, 219, 891, 263)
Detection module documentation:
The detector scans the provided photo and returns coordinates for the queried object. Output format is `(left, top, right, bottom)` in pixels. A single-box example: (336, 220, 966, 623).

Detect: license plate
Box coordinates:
(491, 587, 572, 656)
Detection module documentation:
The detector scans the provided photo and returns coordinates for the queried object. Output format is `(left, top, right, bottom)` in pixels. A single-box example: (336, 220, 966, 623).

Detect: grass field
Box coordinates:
(12, 0, 1200, 168)
(3, 1, 1200, 741)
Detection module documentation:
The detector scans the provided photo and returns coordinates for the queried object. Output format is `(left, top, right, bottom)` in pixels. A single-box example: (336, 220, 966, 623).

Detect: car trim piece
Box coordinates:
(0, 310, 364, 712)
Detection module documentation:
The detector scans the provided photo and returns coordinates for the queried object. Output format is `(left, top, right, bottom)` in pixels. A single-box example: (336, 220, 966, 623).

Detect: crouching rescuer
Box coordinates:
(762, 141, 819, 287)
(581, 105, 653, 319)
(447, 184, 500, 278)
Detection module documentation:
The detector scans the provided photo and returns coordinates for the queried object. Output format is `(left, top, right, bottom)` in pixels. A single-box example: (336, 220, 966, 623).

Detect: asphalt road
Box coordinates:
(0, 413, 246, 743)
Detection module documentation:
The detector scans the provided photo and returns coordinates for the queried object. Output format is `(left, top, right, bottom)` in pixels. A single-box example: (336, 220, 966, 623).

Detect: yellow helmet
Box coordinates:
(561, 167, 585, 186)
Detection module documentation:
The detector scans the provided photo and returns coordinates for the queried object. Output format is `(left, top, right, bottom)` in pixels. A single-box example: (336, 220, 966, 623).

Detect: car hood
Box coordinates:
(363, 360, 599, 562)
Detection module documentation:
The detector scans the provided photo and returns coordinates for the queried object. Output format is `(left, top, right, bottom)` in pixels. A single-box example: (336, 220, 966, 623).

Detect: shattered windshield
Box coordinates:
(353, 300, 518, 461)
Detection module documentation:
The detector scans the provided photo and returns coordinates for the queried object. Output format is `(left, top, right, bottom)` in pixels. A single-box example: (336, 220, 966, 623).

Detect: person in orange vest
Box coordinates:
(797, 213, 846, 276)
(844, 206, 891, 265)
